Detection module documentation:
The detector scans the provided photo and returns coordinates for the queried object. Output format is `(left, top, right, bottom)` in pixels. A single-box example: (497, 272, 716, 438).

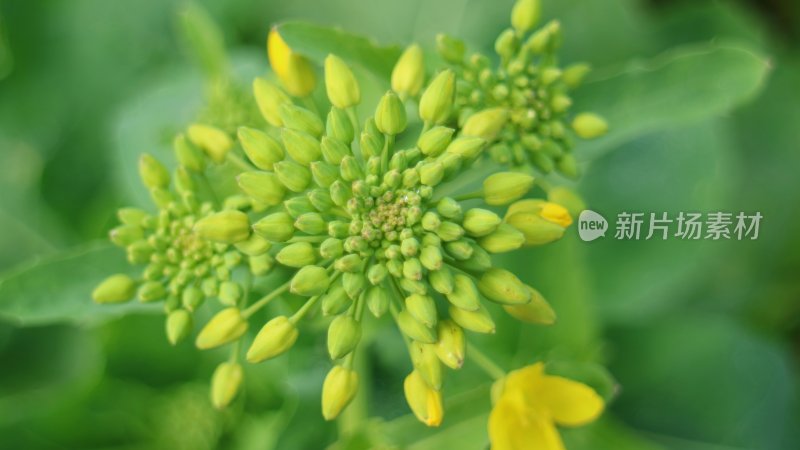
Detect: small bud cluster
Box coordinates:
(434, 0, 608, 176)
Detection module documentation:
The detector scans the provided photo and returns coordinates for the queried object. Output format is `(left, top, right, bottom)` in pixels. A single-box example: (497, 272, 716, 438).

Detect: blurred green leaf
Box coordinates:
(576, 44, 770, 158)
(276, 21, 402, 79)
(178, 2, 229, 80)
(0, 243, 156, 327)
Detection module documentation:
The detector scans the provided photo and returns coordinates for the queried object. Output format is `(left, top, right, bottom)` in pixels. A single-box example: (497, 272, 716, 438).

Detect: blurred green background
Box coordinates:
(0, 0, 798, 449)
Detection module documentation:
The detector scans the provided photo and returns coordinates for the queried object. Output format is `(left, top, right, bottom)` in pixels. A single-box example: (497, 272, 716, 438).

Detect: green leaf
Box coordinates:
(0, 243, 156, 327)
(275, 21, 402, 79)
(575, 43, 770, 158)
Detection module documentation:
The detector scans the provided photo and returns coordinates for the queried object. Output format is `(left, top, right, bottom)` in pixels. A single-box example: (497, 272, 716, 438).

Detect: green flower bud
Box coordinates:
(339, 155, 363, 182)
(327, 315, 361, 359)
(478, 268, 530, 305)
(503, 285, 556, 324)
(375, 90, 407, 135)
(526, 20, 561, 54)
(250, 253, 274, 276)
(419, 70, 456, 125)
(294, 212, 325, 235)
(282, 128, 322, 166)
(237, 171, 285, 206)
(276, 242, 317, 267)
(366, 285, 389, 318)
(325, 54, 360, 109)
(483, 172, 534, 205)
(445, 274, 480, 311)
(281, 197, 313, 219)
(419, 162, 444, 187)
(403, 167, 421, 188)
(126, 240, 153, 264)
(511, 0, 541, 33)
(237, 127, 284, 170)
(495, 29, 518, 60)
(419, 245, 443, 271)
(307, 188, 333, 212)
(174, 133, 205, 172)
(291, 265, 330, 296)
(462, 208, 502, 237)
(557, 153, 579, 179)
(435, 320, 465, 369)
(505, 212, 565, 246)
(117, 208, 150, 227)
(562, 63, 591, 88)
(235, 234, 272, 256)
(280, 103, 324, 137)
(253, 77, 291, 127)
(322, 283, 351, 316)
(360, 130, 382, 159)
(274, 160, 311, 192)
(247, 315, 299, 362)
(333, 254, 360, 273)
(329, 180, 352, 206)
(445, 136, 486, 160)
(196, 307, 248, 350)
(201, 278, 219, 298)
(449, 303, 495, 334)
(254, 212, 294, 242)
(409, 341, 442, 390)
(138, 281, 166, 302)
(219, 281, 242, 306)
(406, 294, 437, 328)
(436, 33, 465, 64)
(194, 210, 251, 244)
(400, 278, 427, 296)
(174, 166, 195, 195)
(320, 237, 344, 258)
(435, 198, 461, 220)
(551, 94, 573, 114)
(403, 258, 423, 281)
(166, 309, 193, 345)
(436, 221, 464, 242)
(307, 161, 337, 188)
(109, 224, 143, 247)
(404, 370, 444, 427)
(210, 362, 243, 410)
(444, 240, 473, 260)
(417, 126, 454, 157)
(181, 285, 205, 311)
(461, 108, 509, 142)
(397, 310, 437, 343)
(187, 124, 232, 163)
(322, 365, 359, 420)
(392, 44, 425, 98)
(572, 113, 608, 139)
(92, 274, 137, 304)
(320, 136, 351, 165)
(429, 267, 454, 295)
(478, 223, 525, 253)
(327, 107, 355, 143)
(138, 154, 170, 190)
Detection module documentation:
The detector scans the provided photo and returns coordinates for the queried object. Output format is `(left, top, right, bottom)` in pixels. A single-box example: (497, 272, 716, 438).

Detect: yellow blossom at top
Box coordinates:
(489, 362, 603, 450)
(267, 27, 316, 97)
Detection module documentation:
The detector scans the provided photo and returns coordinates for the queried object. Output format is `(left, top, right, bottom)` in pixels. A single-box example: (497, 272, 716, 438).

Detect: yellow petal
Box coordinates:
(537, 374, 604, 427)
(489, 398, 566, 450)
(267, 27, 316, 97)
(267, 27, 290, 80)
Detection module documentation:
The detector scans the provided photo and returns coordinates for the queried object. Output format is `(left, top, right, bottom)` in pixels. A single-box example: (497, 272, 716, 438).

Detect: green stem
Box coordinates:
(290, 295, 321, 323)
(242, 280, 291, 318)
(226, 152, 254, 172)
(452, 190, 484, 202)
(467, 342, 506, 381)
(288, 235, 328, 243)
(381, 133, 395, 175)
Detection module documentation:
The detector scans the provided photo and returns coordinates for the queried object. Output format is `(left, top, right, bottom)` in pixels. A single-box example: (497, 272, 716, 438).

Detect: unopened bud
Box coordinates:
(166, 309, 193, 345)
(320, 136, 351, 165)
(253, 77, 291, 126)
(174, 134, 205, 172)
(483, 172, 534, 205)
(237, 171, 285, 206)
(322, 365, 359, 420)
(327, 315, 361, 359)
(392, 44, 425, 98)
(419, 70, 455, 125)
(247, 315, 299, 362)
(503, 285, 556, 324)
(429, 267, 454, 295)
(366, 285, 389, 318)
(436, 33, 465, 64)
(511, 0, 541, 33)
(449, 303, 495, 334)
(572, 112, 608, 139)
(463, 208, 502, 237)
(291, 265, 330, 296)
(325, 54, 360, 108)
(196, 307, 248, 349)
(274, 160, 311, 192)
(446, 274, 481, 311)
(419, 162, 444, 186)
(506, 212, 565, 246)
(281, 128, 321, 166)
(417, 126, 454, 157)
(322, 283, 351, 315)
(235, 234, 272, 256)
(237, 127, 284, 170)
(409, 341, 442, 390)
(557, 153, 579, 179)
(187, 124, 232, 163)
(478, 268, 530, 305)
(138, 281, 166, 302)
(276, 242, 316, 268)
(92, 274, 137, 304)
(138, 154, 170, 189)
(436, 221, 464, 242)
(375, 90, 407, 135)
(210, 362, 243, 409)
(479, 223, 525, 253)
(562, 63, 591, 88)
(254, 212, 294, 242)
(280, 103, 324, 137)
(404, 370, 443, 427)
(181, 285, 205, 311)
(462, 108, 508, 142)
(495, 29, 518, 60)
(435, 320, 465, 369)
(420, 245, 443, 270)
(406, 294, 437, 328)
(194, 210, 251, 244)
(397, 310, 437, 343)
(327, 107, 355, 143)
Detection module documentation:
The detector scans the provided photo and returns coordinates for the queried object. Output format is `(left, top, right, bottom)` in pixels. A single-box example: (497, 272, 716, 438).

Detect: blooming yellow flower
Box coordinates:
(489, 362, 603, 450)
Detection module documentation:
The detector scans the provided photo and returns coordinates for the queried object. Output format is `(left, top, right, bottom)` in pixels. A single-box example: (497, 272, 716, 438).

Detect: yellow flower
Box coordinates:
(267, 27, 316, 97)
(488, 363, 603, 450)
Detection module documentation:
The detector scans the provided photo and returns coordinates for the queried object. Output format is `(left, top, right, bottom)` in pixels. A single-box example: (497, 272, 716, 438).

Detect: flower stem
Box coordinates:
(453, 190, 484, 202)
(467, 343, 506, 381)
(242, 280, 291, 318)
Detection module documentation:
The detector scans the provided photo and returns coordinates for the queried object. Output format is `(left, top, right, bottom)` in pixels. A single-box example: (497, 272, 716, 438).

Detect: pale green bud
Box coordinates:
(322, 365, 359, 420)
(308, 188, 333, 212)
(557, 154, 579, 179)
(201, 277, 219, 298)
(250, 253, 275, 276)
(326, 107, 355, 143)
(92, 274, 137, 304)
(339, 155, 363, 182)
(196, 307, 248, 349)
(282, 128, 321, 166)
(237, 127, 284, 170)
(210, 362, 243, 409)
(406, 294, 437, 328)
(444, 240, 473, 260)
(329, 180, 352, 206)
(526, 20, 561, 54)
(333, 254, 360, 273)
(283, 196, 315, 218)
(322, 283, 351, 315)
(419, 70, 455, 125)
(429, 267, 454, 295)
(505, 212, 565, 246)
(247, 315, 299, 362)
(572, 113, 608, 139)
(166, 309, 193, 345)
(436, 33, 465, 64)
(174, 166, 195, 194)
(483, 172, 534, 206)
(417, 126, 454, 157)
(291, 265, 330, 296)
(403, 258, 423, 281)
(320, 136, 351, 165)
(391, 44, 425, 98)
(280, 103, 324, 137)
(138, 281, 166, 302)
(327, 315, 361, 359)
(462, 108, 509, 142)
(436, 197, 462, 220)
(117, 208, 150, 227)
(403, 168, 421, 188)
(194, 210, 251, 244)
(366, 285, 389, 318)
(138, 154, 170, 190)
(216, 281, 239, 306)
(360, 130, 382, 159)
(400, 278, 427, 296)
(511, 0, 541, 33)
(478, 268, 530, 305)
(419, 162, 444, 187)
(449, 303, 495, 334)
(310, 161, 339, 188)
(445, 274, 480, 311)
(187, 124, 232, 163)
(320, 237, 344, 258)
(435, 320, 465, 369)
(551, 94, 573, 114)
(110, 225, 143, 247)
(419, 245, 443, 271)
(365, 264, 386, 285)
(235, 234, 272, 256)
(462, 208, 502, 237)
(181, 286, 205, 311)
(495, 29, 518, 60)
(410, 341, 442, 391)
(253, 77, 291, 127)
(478, 223, 525, 253)
(503, 285, 556, 324)
(274, 160, 311, 192)
(375, 90, 407, 135)
(325, 54, 360, 109)
(404, 370, 444, 427)
(563, 63, 591, 88)
(445, 136, 486, 160)
(397, 310, 437, 343)
(237, 171, 285, 206)
(251, 213, 292, 244)
(174, 134, 205, 172)
(291, 212, 323, 235)
(126, 241, 152, 264)
(276, 242, 316, 267)
(436, 221, 464, 242)
(540, 67, 562, 85)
